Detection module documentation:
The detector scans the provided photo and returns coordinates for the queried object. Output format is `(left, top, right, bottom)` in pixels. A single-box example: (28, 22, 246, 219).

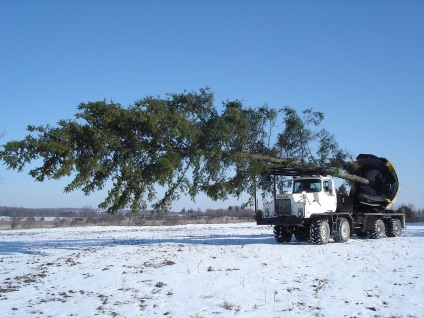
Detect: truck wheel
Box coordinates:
(367, 219, 386, 239)
(333, 218, 350, 243)
(273, 226, 292, 243)
(310, 219, 330, 245)
(386, 218, 402, 237)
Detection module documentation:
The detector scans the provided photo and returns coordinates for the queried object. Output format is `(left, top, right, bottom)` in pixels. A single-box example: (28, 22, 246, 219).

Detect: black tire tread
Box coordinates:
(333, 218, 350, 243)
(367, 219, 386, 239)
(310, 219, 330, 245)
(274, 226, 292, 243)
(386, 218, 401, 237)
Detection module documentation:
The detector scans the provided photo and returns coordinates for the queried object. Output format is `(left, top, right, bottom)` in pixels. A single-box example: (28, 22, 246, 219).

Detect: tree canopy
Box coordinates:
(0, 88, 348, 213)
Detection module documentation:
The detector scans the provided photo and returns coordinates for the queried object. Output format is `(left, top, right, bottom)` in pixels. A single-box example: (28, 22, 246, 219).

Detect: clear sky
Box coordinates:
(1, 0, 423, 211)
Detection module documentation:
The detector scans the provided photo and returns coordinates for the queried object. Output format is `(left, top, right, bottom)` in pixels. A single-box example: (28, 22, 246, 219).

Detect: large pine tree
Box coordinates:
(0, 88, 348, 213)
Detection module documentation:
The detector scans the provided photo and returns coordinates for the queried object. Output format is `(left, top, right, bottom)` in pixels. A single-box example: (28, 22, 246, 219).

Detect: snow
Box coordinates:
(1, 222, 423, 318)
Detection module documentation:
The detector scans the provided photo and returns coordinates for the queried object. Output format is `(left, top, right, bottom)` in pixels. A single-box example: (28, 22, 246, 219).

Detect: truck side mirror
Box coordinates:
(324, 181, 334, 194)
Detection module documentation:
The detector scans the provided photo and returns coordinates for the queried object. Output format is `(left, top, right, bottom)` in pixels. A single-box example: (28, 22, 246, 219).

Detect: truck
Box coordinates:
(255, 154, 405, 244)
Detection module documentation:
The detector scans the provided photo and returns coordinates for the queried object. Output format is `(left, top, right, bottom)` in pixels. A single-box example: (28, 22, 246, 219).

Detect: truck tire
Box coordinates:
(386, 218, 402, 237)
(367, 219, 386, 239)
(310, 219, 330, 245)
(333, 218, 350, 243)
(274, 226, 292, 243)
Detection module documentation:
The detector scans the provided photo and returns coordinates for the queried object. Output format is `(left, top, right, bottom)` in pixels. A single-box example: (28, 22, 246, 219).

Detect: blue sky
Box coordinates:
(1, 0, 423, 211)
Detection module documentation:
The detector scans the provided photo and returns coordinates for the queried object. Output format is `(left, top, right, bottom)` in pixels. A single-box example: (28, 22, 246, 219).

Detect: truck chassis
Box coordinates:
(255, 154, 405, 245)
(256, 210, 405, 244)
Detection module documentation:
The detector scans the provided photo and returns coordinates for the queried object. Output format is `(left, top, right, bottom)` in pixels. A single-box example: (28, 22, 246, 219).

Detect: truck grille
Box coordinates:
(276, 199, 291, 216)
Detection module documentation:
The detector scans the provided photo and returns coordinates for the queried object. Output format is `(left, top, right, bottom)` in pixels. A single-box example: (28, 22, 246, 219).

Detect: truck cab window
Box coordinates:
(293, 180, 322, 193)
(293, 181, 303, 193)
(324, 180, 332, 193)
(309, 180, 322, 192)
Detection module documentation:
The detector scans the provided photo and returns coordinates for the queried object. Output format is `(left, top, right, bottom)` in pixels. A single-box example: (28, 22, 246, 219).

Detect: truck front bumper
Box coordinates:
(256, 215, 307, 226)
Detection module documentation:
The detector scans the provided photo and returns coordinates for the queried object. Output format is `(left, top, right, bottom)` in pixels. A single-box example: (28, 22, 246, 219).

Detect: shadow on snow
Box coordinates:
(0, 234, 275, 255)
(1, 223, 423, 255)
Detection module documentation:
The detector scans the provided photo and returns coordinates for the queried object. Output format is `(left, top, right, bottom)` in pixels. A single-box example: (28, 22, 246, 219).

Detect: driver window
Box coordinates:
(309, 180, 322, 192)
(293, 181, 303, 193)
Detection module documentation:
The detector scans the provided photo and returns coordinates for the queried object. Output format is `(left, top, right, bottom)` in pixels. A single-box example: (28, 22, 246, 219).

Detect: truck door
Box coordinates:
(320, 179, 337, 212)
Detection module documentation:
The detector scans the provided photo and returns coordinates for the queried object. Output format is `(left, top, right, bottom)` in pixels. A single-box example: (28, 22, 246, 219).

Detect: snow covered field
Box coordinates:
(1, 222, 423, 318)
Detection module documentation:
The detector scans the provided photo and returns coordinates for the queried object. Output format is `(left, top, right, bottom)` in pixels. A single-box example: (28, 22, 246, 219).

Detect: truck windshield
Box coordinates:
(293, 179, 322, 193)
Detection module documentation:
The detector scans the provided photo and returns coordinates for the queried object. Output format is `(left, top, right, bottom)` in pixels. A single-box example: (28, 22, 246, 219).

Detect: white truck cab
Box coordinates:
(263, 176, 337, 219)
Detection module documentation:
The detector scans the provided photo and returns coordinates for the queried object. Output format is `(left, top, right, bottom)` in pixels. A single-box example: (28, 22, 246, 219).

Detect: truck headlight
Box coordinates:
(298, 208, 303, 217)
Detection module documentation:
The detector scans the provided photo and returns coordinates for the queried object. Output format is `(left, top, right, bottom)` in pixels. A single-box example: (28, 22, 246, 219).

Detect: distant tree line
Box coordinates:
(0, 206, 95, 218)
(0, 206, 254, 219)
(397, 204, 424, 223)
(1, 205, 422, 221)
(0, 205, 256, 229)
(162, 207, 254, 220)
(0, 204, 422, 230)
